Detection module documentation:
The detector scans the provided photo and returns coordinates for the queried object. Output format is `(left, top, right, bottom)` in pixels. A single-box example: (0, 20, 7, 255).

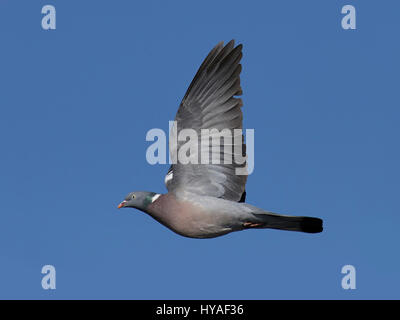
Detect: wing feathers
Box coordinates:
(166, 40, 248, 202)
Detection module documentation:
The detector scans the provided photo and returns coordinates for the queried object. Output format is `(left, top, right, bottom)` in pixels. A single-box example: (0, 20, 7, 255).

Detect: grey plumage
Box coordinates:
(118, 40, 323, 238)
(168, 40, 246, 202)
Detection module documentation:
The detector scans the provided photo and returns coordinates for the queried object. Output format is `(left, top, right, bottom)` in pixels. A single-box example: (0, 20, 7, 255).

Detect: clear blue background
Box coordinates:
(0, 0, 399, 299)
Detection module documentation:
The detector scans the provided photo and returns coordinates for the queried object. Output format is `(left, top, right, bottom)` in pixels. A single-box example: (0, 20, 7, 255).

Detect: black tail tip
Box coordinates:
(300, 217, 323, 233)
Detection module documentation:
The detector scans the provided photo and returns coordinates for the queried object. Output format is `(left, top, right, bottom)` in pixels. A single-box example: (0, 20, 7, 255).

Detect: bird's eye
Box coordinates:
(131, 194, 136, 199)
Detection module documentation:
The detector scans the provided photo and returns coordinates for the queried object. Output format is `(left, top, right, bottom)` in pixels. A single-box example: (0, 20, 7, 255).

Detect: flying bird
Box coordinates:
(118, 40, 323, 238)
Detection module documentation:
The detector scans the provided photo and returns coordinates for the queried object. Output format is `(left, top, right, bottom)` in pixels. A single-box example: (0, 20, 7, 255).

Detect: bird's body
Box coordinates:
(118, 40, 323, 238)
(148, 193, 238, 238)
(145, 192, 322, 238)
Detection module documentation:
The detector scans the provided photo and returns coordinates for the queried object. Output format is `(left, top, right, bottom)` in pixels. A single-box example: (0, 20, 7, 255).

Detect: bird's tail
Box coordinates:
(251, 211, 323, 233)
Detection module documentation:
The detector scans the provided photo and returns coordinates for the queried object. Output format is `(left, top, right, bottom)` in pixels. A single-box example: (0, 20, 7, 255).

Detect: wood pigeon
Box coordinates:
(118, 40, 323, 238)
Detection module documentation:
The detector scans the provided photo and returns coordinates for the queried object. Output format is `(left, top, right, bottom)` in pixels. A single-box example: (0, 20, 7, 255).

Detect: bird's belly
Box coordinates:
(173, 224, 233, 239)
(164, 211, 234, 239)
(149, 195, 237, 239)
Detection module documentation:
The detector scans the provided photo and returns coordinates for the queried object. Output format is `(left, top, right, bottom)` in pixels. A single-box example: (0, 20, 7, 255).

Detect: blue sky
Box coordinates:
(0, 0, 399, 299)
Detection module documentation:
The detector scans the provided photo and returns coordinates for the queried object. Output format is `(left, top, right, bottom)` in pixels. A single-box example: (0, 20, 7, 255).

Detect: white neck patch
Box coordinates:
(164, 170, 173, 185)
(152, 193, 161, 203)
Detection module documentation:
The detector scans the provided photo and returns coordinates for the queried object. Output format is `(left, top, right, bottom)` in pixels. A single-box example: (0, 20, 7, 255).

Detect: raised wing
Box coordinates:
(166, 40, 248, 202)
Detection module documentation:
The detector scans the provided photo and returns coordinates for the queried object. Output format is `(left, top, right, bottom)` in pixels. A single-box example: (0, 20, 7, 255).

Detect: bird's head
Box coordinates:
(117, 191, 158, 211)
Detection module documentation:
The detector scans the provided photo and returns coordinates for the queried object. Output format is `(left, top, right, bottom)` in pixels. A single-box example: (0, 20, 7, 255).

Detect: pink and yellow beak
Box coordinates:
(117, 200, 127, 209)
